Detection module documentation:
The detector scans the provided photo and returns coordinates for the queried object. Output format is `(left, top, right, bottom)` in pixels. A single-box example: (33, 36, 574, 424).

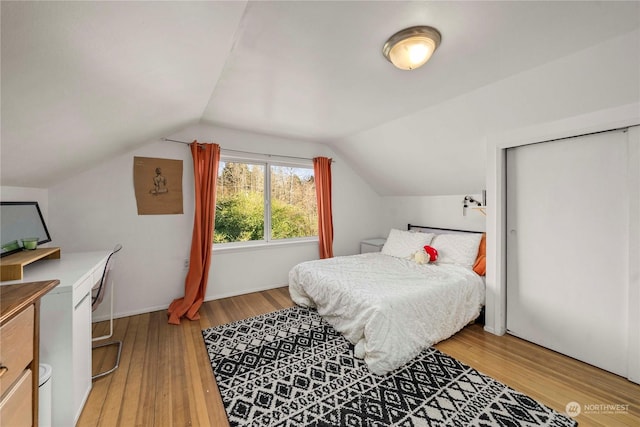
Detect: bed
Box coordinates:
(288, 225, 486, 375)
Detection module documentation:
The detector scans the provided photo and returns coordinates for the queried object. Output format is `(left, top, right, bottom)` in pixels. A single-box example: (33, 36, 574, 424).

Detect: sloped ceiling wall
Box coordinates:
(1, 1, 247, 186)
(336, 29, 640, 196)
(2, 1, 639, 194)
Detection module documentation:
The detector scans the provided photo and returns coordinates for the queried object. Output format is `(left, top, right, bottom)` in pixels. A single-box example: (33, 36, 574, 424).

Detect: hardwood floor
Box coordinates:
(79, 287, 640, 426)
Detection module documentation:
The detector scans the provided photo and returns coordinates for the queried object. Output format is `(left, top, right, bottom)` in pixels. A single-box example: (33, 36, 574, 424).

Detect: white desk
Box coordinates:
(2, 251, 110, 427)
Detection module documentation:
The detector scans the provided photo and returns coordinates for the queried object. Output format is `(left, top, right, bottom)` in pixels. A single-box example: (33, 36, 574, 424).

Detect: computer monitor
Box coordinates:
(1, 201, 52, 257)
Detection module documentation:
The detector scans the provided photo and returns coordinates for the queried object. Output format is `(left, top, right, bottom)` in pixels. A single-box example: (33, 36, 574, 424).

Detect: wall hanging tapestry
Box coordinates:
(201, 306, 577, 427)
(133, 156, 183, 215)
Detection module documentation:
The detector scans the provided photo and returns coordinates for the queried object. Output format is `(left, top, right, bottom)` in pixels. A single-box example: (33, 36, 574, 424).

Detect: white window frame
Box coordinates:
(214, 153, 318, 251)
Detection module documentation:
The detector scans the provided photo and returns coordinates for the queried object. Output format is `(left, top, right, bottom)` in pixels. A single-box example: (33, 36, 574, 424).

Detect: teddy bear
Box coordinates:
(412, 245, 438, 264)
(413, 250, 429, 264)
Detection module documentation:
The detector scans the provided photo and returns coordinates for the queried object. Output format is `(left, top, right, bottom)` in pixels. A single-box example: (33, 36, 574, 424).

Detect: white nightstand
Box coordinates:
(360, 238, 386, 254)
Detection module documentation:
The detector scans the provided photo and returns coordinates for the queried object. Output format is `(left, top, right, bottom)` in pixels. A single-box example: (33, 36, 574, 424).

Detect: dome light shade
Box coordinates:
(382, 26, 441, 70)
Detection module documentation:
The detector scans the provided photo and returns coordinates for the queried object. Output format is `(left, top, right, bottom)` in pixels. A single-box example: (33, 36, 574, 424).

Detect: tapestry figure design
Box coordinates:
(133, 156, 183, 215)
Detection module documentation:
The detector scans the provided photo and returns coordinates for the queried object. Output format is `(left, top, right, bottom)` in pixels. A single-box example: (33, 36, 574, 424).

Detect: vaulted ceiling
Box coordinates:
(2, 1, 639, 191)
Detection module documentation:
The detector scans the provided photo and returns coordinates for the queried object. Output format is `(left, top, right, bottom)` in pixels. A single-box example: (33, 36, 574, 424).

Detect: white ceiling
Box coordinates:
(2, 1, 639, 189)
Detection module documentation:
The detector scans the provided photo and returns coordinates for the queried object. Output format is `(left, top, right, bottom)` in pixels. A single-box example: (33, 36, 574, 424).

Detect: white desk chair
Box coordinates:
(91, 244, 123, 380)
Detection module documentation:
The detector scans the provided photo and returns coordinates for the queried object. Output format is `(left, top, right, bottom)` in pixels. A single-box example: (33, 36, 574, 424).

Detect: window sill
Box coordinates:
(212, 238, 318, 254)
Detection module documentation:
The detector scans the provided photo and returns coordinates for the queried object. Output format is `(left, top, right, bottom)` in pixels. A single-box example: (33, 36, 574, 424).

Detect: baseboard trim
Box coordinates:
(92, 283, 288, 323)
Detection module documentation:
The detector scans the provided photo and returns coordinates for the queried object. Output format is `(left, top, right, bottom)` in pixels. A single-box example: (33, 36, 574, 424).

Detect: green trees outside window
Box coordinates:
(214, 160, 318, 244)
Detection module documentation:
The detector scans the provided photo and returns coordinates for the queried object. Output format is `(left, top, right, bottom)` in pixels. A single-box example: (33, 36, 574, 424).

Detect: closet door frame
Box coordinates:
(484, 103, 640, 382)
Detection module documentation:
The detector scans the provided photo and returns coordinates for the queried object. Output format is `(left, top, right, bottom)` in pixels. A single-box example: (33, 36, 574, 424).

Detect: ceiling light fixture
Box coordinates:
(382, 26, 441, 70)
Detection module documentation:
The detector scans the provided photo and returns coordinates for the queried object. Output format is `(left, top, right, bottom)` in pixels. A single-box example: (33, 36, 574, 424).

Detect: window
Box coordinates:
(214, 157, 317, 245)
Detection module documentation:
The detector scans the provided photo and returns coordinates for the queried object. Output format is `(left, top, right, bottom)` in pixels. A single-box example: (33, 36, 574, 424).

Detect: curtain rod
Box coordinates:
(162, 138, 332, 163)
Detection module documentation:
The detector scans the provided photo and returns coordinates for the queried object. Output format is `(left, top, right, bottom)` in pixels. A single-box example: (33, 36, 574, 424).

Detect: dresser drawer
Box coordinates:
(0, 305, 34, 397)
(0, 369, 32, 427)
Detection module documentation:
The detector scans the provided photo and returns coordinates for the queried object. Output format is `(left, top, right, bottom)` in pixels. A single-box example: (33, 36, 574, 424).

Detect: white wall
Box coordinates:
(1, 186, 49, 217)
(48, 124, 382, 319)
(380, 194, 486, 236)
(48, 141, 193, 320)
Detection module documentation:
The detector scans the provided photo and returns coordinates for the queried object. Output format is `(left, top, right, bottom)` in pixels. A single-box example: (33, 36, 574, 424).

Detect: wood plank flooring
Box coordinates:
(79, 287, 640, 426)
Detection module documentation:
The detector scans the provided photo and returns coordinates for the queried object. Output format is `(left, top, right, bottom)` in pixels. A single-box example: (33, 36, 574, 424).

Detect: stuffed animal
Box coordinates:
(412, 245, 438, 264)
(413, 250, 429, 264)
(424, 245, 439, 262)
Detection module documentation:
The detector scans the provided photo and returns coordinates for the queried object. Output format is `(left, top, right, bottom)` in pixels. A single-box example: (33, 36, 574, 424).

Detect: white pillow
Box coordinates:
(431, 233, 483, 268)
(381, 229, 434, 259)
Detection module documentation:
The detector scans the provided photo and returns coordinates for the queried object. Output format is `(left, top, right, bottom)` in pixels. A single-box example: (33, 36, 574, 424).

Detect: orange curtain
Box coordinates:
(313, 157, 334, 259)
(168, 142, 220, 325)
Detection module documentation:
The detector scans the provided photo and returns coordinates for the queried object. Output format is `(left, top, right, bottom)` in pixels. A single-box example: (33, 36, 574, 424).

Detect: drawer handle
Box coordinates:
(0, 365, 7, 378)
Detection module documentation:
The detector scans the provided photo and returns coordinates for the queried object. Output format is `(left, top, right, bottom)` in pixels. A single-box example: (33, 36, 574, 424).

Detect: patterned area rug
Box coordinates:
(202, 306, 577, 427)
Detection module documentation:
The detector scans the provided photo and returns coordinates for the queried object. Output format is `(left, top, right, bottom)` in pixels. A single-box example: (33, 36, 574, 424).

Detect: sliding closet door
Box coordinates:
(506, 128, 630, 377)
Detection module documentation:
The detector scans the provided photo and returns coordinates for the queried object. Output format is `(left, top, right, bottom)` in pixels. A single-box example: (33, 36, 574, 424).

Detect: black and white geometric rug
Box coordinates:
(202, 306, 577, 427)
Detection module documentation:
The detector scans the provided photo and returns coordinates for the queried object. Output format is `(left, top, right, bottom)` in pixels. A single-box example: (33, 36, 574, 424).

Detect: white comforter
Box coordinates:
(288, 253, 485, 375)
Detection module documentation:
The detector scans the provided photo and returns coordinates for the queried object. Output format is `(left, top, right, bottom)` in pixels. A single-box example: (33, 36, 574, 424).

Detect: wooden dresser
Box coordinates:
(0, 280, 59, 426)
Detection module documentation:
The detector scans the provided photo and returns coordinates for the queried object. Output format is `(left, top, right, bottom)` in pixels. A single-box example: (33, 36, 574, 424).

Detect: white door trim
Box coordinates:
(485, 102, 640, 336)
